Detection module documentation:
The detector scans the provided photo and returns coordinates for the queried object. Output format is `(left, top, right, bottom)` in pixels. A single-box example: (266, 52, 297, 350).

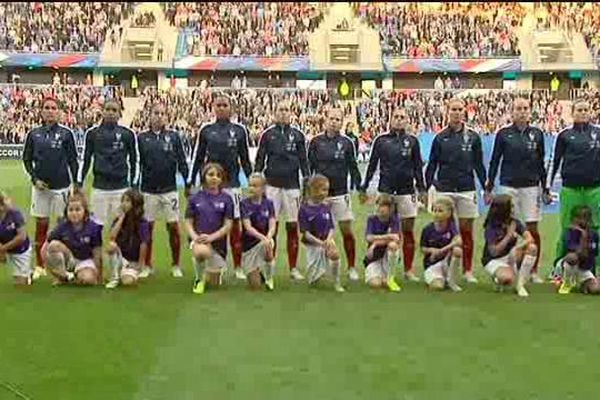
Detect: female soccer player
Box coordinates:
(363, 194, 401, 291)
(482, 195, 537, 297)
(0, 192, 33, 285)
(298, 175, 345, 293)
(185, 163, 234, 294)
(420, 196, 463, 292)
(43, 190, 103, 286)
(552, 205, 600, 295)
(105, 189, 150, 289)
(240, 173, 276, 290)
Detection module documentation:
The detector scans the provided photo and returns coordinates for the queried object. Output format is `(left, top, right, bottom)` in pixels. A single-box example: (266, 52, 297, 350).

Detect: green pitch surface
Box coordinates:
(0, 160, 598, 400)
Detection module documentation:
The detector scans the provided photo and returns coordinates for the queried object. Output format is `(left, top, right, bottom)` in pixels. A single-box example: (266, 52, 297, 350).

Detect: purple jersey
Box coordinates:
(0, 208, 30, 255)
(420, 221, 458, 269)
(185, 190, 234, 258)
(482, 218, 525, 265)
(113, 217, 151, 262)
(48, 219, 103, 260)
(563, 228, 599, 272)
(363, 214, 400, 266)
(240, 197, 275, 252)
(298, 202, 334, 242)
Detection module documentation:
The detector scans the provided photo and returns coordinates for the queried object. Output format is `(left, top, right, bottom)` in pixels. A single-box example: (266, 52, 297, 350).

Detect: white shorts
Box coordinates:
(266, 185, 301, 222)
(189, 242, 227, 272)
(30, 187, 69, 218)
(424, 258, 450, 285)
(327, 194, 354, 222)
(91, 188, 127, 226)
(6, 247, 33, 278)
(305, 244, 334, 284)
(143, 191, 180, 223)
(554, 258, 595, 284)
(68, 258, 97, 274)
(223, 187, 242, 219)
(499, 186, 541, 223)
(484, 250, 517, 277)
(365, 255, 390, 283)
(381, 193, 418, 219)
(111, 251, 140, 280)
(242, 242, 271, 276)
(436, 191, 479, 219)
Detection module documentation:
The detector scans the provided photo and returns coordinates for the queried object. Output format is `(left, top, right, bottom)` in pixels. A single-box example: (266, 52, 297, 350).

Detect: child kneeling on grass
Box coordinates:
(482, 195, 537, 297)
(105, 189, 150, 289)
(552, 205, 600, 295)
(420, 196, 463, 292)
(0, 191, 33, 285)
(186, 163, 233, 295)
(298, 175, 345, 293)
(43, 190, 103, 286)
(363, 194, 401, 292)
(241, 173, 276, 291)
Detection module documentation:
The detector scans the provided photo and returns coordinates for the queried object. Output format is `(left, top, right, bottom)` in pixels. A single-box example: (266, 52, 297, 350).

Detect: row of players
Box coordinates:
(4, 93, 600, 292)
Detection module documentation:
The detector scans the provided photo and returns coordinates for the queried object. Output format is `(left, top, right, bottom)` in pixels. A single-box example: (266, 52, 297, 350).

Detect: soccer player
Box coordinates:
(298, 175, 345, 292)
(550, 99, 600, 262)
(105, 189, 150, 289)
(363, 194, 402, 292)
(360, 106, 426, 282)
(0, 191, 32, 285)
(240, 173, 276, 290)
(138, 103, 189, 278)
(43, 190, 103, 286)
(78, 99, 138, 228)
(482, 195, 537, 297)
(254, 101, 309, 281)
(486, 97, 551, 283)
(186, 163, 234, 294)
(188, 94, 253, 280)
(22, 97, 79, 281)
(307, 107, 361, 280)
(425, 98, 486, 283)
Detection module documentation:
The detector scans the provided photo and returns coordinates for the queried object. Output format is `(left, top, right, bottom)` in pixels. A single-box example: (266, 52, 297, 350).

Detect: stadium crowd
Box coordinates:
(0, 2, 132, 52)
(353, 2, 524, 58)
(162, 2, 325, 56)
(131, 11, 157, 28)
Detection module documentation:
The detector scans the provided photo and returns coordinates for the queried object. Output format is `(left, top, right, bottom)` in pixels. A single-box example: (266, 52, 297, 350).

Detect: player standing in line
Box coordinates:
(78, 99, 138, 229)
(254, 101, 310, 281)
(307, 107, 361, 280)
(550, 99, 600, 263)
(22, 97, 79, 281)
(360, 107, 426, 282)
(0, 192, 33, 285)
(137, 103, 189, 278)
(425, 98, 487, 283)
(486, 98, 551, 283)
(188, 95, 253, 281)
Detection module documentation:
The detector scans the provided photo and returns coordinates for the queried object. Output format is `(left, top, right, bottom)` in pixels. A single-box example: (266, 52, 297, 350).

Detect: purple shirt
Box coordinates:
(420, 221, 458, 269)
(482, 218, 525, 265)
(564, 228, 599, 272)
(363, 214, 400, 265)
(185, 190, 234, 258)
(112, 217, 150, 262)
(298, 202, 334, 242)
(48, 219, 103, 260)
(240, 197, 275, 252)
(0, 208, 30, 255)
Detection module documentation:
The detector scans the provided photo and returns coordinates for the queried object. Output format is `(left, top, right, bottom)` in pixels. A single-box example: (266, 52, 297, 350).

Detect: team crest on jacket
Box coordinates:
(116, 132, 122, 142)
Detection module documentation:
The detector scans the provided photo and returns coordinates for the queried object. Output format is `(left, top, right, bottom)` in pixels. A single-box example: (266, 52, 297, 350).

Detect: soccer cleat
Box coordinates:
(448, 282, 463, 292)
(138, 267, 153, 279)
(334, 283, 346, 293)
(171, 266, 184, 278)
(530, 273, 544, 284)
(32, 266, 47, 281)
(558, 281, 574, 295)
(290, 268, 305, 281)
(348, 268, 360, 281)
(464, 272, 478, 284)
(387, 277, 402, 292)
(265, 278, 275, 291)
(192, 279, 205, 295)
(105, 279, 119, 289)
(235, 268, 247, 280)
(404, 271, 421, 282)
(516, 285, 529, 297)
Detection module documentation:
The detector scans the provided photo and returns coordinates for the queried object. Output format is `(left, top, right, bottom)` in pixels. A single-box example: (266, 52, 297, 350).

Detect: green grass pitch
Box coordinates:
(0, 159, 598, 400)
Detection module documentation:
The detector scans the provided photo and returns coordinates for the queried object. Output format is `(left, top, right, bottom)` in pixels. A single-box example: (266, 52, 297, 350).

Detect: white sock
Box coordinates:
(448, 255, 461, 288)
(266, 260, 275, 281)
(518, 254, 536, 287)
(387, 250, 399, 280)
(108, 254, 121, 281)
(330, 259, 341, 286)
(193, 257, 205, 281)
(562, 261, 578, 284)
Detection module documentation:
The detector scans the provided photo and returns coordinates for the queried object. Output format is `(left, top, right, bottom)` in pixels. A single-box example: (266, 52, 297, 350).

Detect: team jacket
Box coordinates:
(189, 120, 253, 188)
(487, 124, 547, 189)
(308, 132, 361, 197)
(78, 122, 138, 190)
(551, 123, 600, 188)
(361, 130, 425, 195)
(254, 123, 309, 189)
(425, 125, 486, 192)
(137, 129, 189, 194)
(22, 123, 79, 190)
